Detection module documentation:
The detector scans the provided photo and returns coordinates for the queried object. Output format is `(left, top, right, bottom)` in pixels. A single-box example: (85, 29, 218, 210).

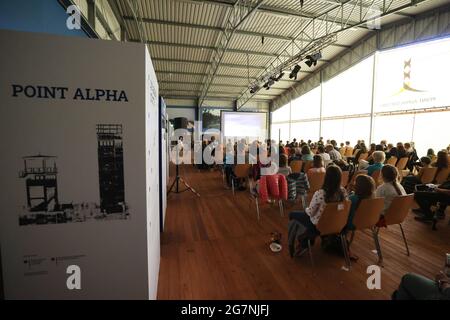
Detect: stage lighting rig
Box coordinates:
(305, 52, 322, 67)
(289, 65, 301, 80)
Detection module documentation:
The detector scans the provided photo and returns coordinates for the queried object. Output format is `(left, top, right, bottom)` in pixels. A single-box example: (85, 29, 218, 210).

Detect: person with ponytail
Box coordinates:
(376, 164, 406, 215)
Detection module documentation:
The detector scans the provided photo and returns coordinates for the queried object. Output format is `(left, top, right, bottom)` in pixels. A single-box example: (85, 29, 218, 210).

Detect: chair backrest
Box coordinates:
(308, 171, 325, 193)
(384, 194, 414, 226)
(371, 169, 382, 187)
(316, 200, 351, 236)
(386, 156, 397, 166)
(345, 147, 354, 157)
(290, 160, 303, 174)
(435, 168, 450, 184)
(352, 198, 384, 230)
(234, 164, 251, 178)
(420, 167, 438, 184)
(303, 160, 313, 173)
(358, 153, 369, 161)
(341, 170, 349, 188)
(396, 157, 409, 170)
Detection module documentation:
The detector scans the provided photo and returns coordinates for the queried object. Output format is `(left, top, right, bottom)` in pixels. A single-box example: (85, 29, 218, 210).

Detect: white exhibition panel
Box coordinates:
(0, 30, 160, 299)
(221, 111, 268, 141)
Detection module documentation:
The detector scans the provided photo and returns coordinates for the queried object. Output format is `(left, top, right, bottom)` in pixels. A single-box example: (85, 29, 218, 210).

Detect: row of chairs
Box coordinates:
(304, 194, 414, 270)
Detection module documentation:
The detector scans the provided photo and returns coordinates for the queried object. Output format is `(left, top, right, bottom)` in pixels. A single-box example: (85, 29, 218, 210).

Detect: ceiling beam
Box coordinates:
(160, 89, 279, 97)
(135, 39, 330, 62)
(156, 70, 299, 82)
(152, 57, 314, 73)
(162, 95, 271, 101)
(123, 16, 351, 48)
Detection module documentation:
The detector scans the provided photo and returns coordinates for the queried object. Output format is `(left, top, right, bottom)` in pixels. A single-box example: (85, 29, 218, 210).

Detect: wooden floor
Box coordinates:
(157, 164, 450, 300)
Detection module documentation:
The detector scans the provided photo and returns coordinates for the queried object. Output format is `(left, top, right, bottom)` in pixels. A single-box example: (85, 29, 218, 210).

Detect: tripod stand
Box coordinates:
(167, 143, 200, 197)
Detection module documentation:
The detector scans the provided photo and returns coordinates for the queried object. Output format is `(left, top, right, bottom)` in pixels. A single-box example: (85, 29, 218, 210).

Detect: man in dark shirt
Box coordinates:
(414, 178, 450, 221)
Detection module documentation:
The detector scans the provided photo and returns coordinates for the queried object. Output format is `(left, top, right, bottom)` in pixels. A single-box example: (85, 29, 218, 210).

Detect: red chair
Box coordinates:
(255, 174, 288, 220)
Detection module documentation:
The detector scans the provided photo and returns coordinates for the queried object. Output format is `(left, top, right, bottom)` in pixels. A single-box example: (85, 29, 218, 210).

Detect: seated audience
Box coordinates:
(289, 166, 348, 252)
(427, 148, 436, 160)
(301, 145, 314, 162)
(431, 150, 449, 183)
(317, 145, 331, 161)
(414, 176, 450, 221)
(308, 155, 326, 174)
(375, 165, 406, 220)
(347, 175, 376, 231)
(278, 154, 292, 177)
(366, 151, 385, 176)
(402, 156, 432, 194)
(397, 142, 407, 159)
(346, 175, 376, 260)
(326, 144, 342, 161)
(392, 273, 450, 300)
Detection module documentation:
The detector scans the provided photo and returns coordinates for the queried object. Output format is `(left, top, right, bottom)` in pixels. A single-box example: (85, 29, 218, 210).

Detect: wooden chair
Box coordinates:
(420, 167, 438, 184)
(435, 168, 450, 184)
(376, 194, 415, 263)
(231, 164, 251, 195)
(305, 171, 325, 206)
(341, 170, 349, 188)
(290, 160, 303, 174)
(358, 153, 369, 161)
(396, 157, 409, 171)
(303, 160, 313, 173)
(304, 201, 352, 269)
(348, 198, 384, 264)
(386, 156, 397, 166)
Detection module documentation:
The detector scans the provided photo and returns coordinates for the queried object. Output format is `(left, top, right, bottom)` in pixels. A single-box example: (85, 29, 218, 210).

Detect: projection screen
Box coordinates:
(221, 111, 268, 141)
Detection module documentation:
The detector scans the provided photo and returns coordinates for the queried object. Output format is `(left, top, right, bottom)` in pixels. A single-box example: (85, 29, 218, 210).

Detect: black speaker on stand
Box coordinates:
(168, 117, 200, 197)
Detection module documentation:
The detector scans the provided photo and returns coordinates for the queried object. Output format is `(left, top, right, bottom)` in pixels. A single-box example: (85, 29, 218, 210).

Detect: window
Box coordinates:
(291, 87, 321, 121)
(322, 56, 374, 117)
(271, 103, 290, 123)
(271, 123, 290, 142)
(290, 121, 320, 142)
(320, 117, 370, 145)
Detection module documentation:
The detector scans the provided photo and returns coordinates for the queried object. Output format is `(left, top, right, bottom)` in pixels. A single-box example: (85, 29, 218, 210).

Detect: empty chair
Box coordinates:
(231, 164, 251, 195)
(290, 160, 303, 174)
(348, 198, 385, 264)
(386, 156, 398, 166)
(304, 201, 352, 269)
(376, 194, 415, 263)
(253, 174, 288, 220)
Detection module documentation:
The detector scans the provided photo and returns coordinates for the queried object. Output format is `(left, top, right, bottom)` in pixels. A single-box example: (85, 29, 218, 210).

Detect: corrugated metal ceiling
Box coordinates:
(113, 0, 442, 103)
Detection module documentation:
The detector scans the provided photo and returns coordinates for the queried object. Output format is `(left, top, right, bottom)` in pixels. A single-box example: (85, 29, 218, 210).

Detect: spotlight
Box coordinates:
(250, 84, 261, 94)
(305, 52, 322, 67)
(275, 72, 285, 81)
(264, 78, 275, 90)
(289, 65, 301, 80)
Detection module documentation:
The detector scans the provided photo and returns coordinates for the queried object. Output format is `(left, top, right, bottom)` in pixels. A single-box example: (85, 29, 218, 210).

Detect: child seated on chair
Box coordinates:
(289, 166, 348, 255)
(375, 165, 406, 227)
